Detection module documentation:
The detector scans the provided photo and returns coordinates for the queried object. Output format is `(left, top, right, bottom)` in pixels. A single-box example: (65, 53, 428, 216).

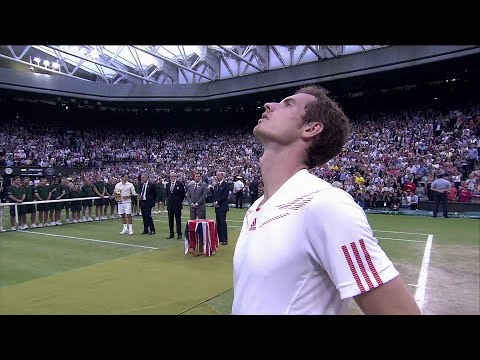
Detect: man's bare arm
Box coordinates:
(354, 276, 422, 315)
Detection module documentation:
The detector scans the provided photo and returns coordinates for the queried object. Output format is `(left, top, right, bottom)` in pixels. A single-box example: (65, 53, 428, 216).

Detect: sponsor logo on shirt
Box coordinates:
(248, 218, 256, 231)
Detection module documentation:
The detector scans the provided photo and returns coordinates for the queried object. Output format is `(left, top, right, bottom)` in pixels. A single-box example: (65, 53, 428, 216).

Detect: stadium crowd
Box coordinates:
(1, 102, 479, 231)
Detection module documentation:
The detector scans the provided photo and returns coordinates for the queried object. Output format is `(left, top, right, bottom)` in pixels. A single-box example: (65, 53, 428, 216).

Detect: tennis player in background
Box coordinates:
(114, 173, 137, 235)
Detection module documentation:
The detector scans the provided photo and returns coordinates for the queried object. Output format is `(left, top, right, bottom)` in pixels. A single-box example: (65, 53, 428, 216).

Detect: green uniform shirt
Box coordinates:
(8, 185, 26, 202)
(50, 184, 64, 200)
(105, 183, 115, 196)
(81, 184, 94, 197)
(134, 183, 141, 197)
(63, 184, 71, 199)
(35, 185, 51, 200)
(23, 185, 35, 202)
(93, 181, 105, 196)
(69, 189, 84, 199)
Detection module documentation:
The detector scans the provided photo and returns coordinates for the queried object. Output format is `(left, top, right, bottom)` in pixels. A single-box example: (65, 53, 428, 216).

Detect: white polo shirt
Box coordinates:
(234, 180, 244, 192)
(232, 169, 399, 315)
(114, 181, 136, 203)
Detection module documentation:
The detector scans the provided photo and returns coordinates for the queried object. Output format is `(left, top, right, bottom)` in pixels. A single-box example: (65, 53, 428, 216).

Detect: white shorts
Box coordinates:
(118, 202, 132, 215)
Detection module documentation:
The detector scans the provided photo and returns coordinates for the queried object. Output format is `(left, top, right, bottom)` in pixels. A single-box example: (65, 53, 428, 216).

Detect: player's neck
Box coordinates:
(260, 147, 308, 202)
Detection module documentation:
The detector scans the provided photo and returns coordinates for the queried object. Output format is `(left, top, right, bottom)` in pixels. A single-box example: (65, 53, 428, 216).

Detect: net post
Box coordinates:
(15, 203, 19, 230)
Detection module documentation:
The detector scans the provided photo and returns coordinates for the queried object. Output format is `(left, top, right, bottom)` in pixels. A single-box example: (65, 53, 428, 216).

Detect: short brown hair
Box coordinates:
(295, 85, 350, 168)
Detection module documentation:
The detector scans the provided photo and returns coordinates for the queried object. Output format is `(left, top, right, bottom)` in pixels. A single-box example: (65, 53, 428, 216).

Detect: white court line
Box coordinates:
(373, 230, 431, 236)
(414, 234, 433, 312)
(377, 237, 426, 243)
(20, 230, 159, 250)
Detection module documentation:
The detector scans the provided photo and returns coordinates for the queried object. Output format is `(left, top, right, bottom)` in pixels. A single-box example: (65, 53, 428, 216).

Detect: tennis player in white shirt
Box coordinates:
(114, 173, 137, 235)
(232, 85, 421, 315)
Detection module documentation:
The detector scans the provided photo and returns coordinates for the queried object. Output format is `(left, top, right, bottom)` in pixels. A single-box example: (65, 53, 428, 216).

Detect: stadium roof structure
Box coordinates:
(0, 45, 478, 102)
(0, 45, 387, 84)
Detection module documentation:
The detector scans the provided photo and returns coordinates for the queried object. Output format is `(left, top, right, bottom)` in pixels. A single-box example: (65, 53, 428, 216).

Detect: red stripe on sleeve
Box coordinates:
(350, 242, 374, 290)
(341, 245, 365, 293)
(359, 239, 383, 286)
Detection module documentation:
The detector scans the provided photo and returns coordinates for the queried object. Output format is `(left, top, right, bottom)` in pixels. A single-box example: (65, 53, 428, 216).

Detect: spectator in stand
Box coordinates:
(400, 192, 410, 209)
(452, 170, 462, 190)
(1, 101, 479, 211)
(407, 190, 419, 210)
(390, 192, 401, 210)
(415, 181, 428, 202)
(467, 144, 478, 173)
(457, 182, 473, 203)
(403, 178, 416, 194)
(447, 183, 457, 202)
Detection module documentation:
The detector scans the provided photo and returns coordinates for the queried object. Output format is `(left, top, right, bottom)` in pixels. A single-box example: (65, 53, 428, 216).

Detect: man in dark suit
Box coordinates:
(166, 171, 186, 239)
(249, 177, 259, 205)
(140, 173, 157, 235)
(185, 171, 208, 220)
(212, 171, 230, 245)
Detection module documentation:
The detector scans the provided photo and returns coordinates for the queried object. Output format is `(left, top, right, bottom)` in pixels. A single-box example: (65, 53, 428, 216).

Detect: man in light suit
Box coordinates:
(212, 170, 230, 245)
(139, 173, 157, 235)
(186, 171, 208, 220)
(166, 171, 186, 239)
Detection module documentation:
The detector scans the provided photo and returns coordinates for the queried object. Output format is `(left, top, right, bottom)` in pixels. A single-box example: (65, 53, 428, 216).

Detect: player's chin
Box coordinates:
(254, 123, 273, 134)
(253, 124, 264, 135)
(252, 125, 265, 140)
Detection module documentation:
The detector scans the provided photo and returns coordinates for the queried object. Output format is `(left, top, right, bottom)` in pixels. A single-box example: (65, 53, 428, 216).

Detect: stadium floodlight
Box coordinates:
(43, 60, 50, 67)
(33, 57, 41, 65)
(52, 62, 60, 69)
(71, 46, 79, 53)
(79, 47, 87, 55)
